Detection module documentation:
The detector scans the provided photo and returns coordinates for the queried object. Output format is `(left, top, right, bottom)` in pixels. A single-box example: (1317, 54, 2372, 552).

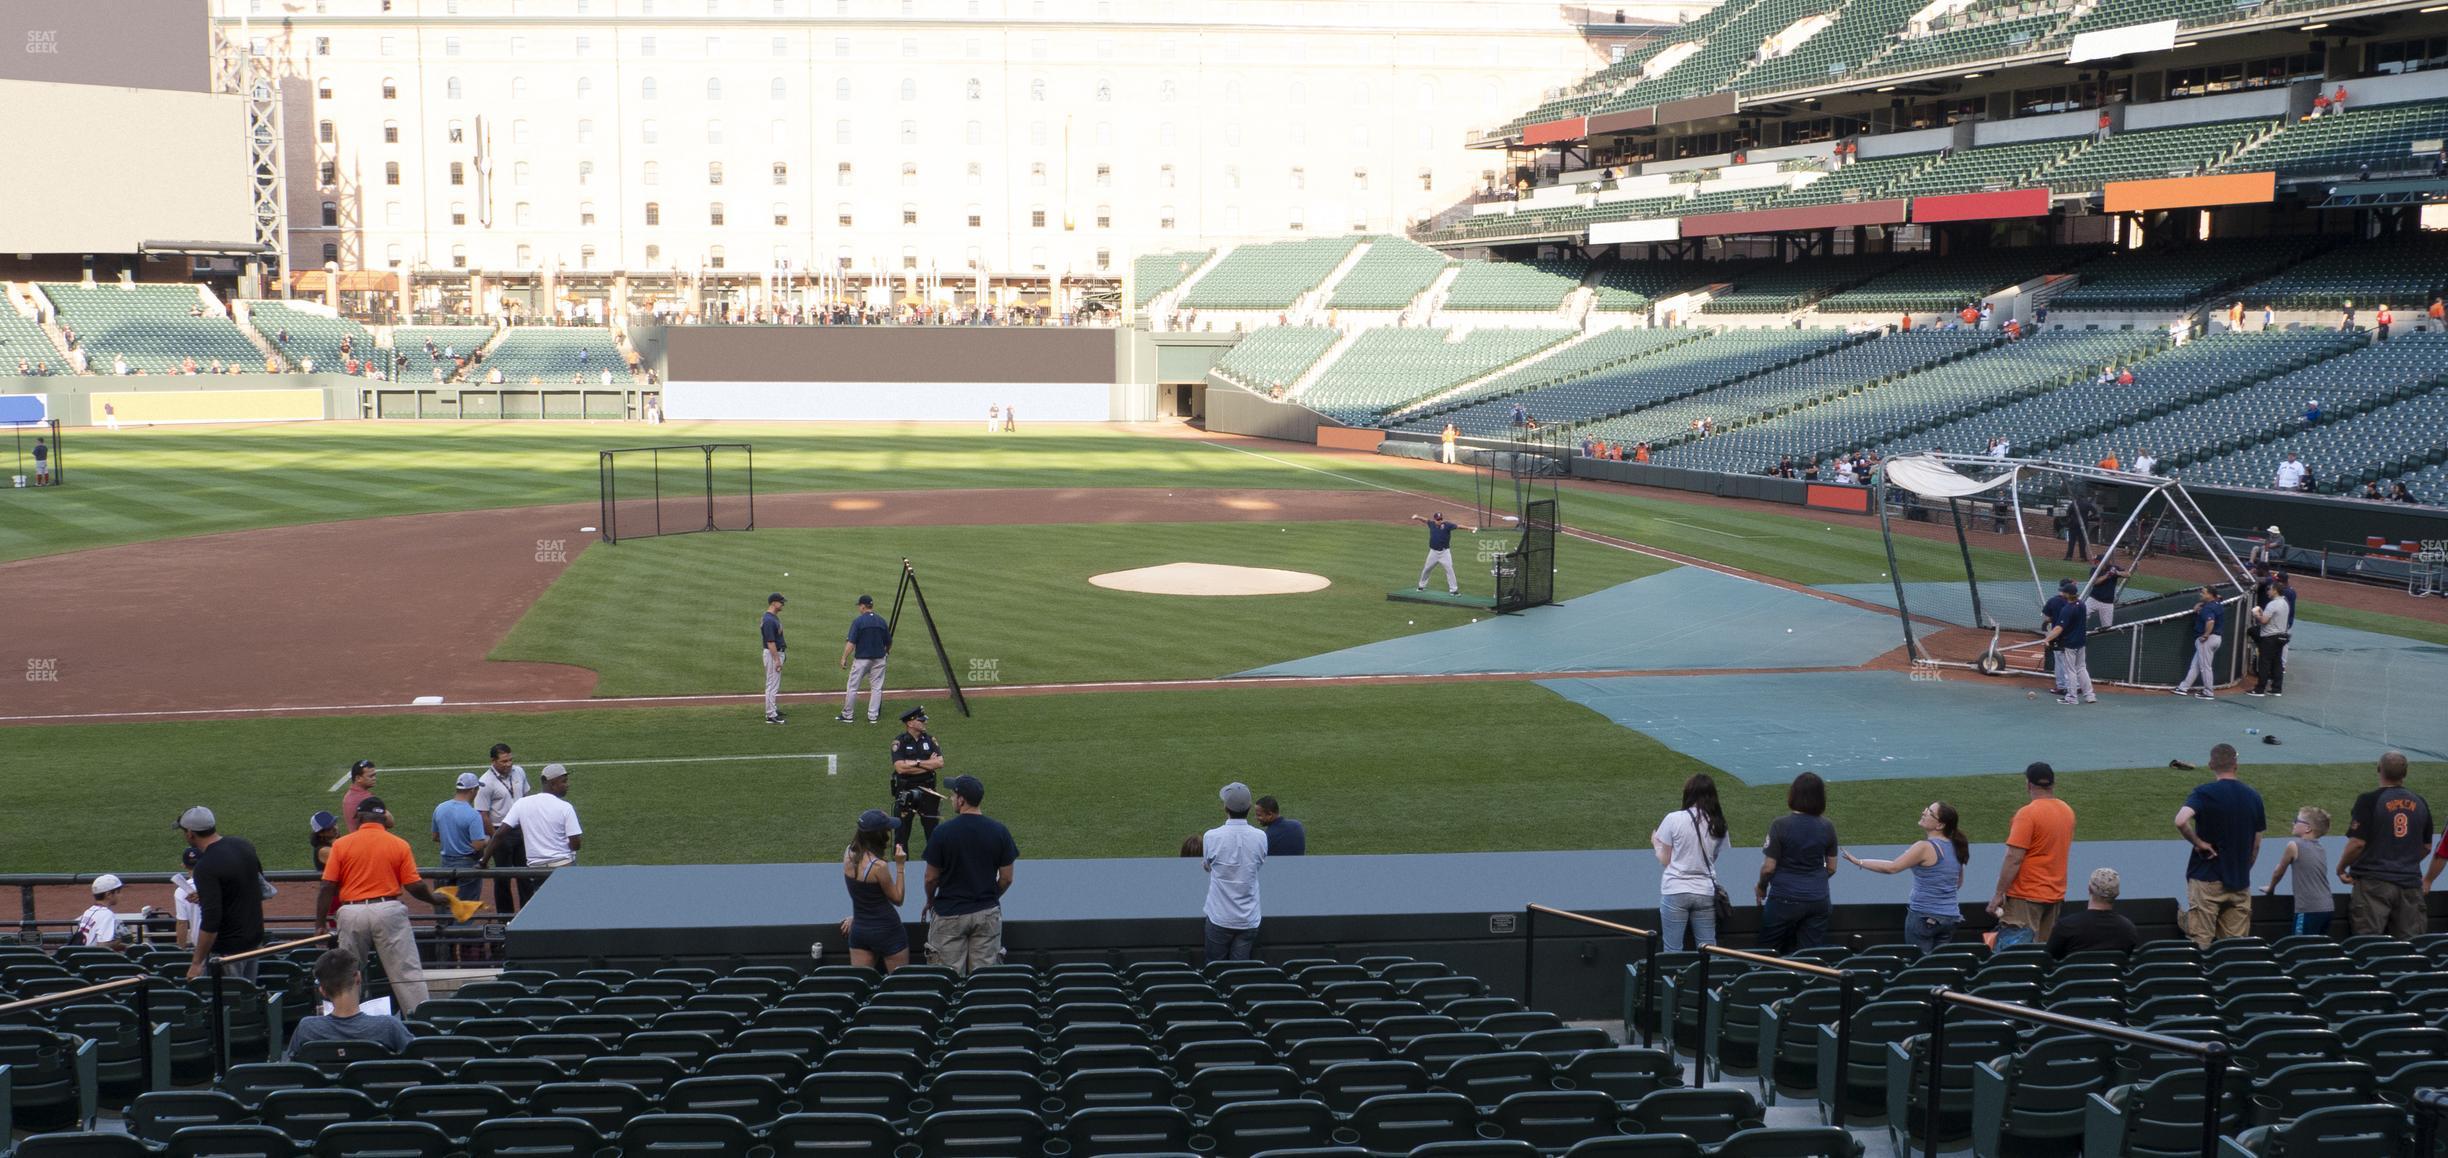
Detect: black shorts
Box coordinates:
(849, 923, 908, 958)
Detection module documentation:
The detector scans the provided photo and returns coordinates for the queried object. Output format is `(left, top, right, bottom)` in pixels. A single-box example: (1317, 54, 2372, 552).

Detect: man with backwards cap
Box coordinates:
(318, 796, 443, 1013)
(1201, 782, 1269, 963)
(181, 805, 267, 981)
(1410, 511, 1461, 596)
(838, 593, 894, 725)
(890, 705, 946, 851)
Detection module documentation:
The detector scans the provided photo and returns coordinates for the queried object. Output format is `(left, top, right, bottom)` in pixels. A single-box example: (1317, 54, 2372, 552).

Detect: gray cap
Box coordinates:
(454, 772, 482, 790)
(176, 806, 217, 832)
(540, 763, 570, 781)
(1220, 782, 1253, 812)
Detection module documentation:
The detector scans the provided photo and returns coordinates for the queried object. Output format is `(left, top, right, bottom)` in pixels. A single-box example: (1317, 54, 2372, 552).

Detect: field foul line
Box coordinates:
(1656, 518, 1764, 540)
(323, 752, 840, 791)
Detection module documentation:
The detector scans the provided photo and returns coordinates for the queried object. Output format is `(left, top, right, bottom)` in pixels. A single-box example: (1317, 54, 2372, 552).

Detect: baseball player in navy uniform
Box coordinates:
(761, 593, 788, 724)
(890, 705, 946, 849)
(838, 594, 893, 724)
(1411, 512, 1461, 595)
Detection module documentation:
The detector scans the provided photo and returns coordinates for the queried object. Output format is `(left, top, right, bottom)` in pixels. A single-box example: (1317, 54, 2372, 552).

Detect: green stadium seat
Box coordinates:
(127, 1090, 250, 1144)
(1624, 1087, 1763, 1145)
(2230, 1102, 2415, 1157)
(1492, 1089, 1622, 1152)
(1715, 1125, 1868, 1156)
(1347, 1090, 1482, 1152)
(14, 1132, 158, 1158)
(464, 1116, 610, 1158)
(1200, 1098, 1339, 1157)
(161, 1124, 294, 1158)
(617, 1112, 761, 1157)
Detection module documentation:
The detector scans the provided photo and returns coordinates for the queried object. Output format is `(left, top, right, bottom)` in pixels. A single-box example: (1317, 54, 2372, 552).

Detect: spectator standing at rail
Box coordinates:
(340, 760, 378, 830)
(840, 810, 909, 972)
(181, 806, 267, 980)
(1201, 782, 1268, 963)
(1755, 772, 1838, 954)
(1842, 801, 1967, 955)
(924, 775, 1016, 975)
(1654, 773, 1731, 951)
(502, 765, 582, 870)
(319, 797, 440, 1013)
(473, 743, 532, 913)
(838, 594, 892, 725)
(76, 875, 127, 949)
(2265, 806, 2333, 935)
(431, 773, 489, 920)
(1253, 796, 1305, 855)
(2048, 868, 2141, 958)
(2175, 744, 2264, 946)
(1990, 762, 2075, 948)
(2342, 752, 2429, 937)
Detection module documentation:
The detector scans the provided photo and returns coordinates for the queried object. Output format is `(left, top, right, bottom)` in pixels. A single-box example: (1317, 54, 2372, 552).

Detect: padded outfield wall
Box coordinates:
(641, 326, 1156, 422)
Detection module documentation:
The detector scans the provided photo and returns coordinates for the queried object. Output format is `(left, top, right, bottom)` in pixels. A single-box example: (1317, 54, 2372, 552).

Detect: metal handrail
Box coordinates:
(0, 972, 156, 1084)
(1691, 944, 1862, 1126)
(1522, 904, 1659, 1048)
(207, 933, 337, 1077)
(1918, 986, 2232, 1158)
(13, 868, 549, 935)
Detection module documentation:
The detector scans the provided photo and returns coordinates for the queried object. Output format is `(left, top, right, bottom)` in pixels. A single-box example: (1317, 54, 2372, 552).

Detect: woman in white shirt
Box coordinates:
(1652, 774, 1731, 950)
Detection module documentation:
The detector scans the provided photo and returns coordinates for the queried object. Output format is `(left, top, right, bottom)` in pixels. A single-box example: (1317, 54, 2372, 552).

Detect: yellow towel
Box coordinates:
(430, 886, 485, 924)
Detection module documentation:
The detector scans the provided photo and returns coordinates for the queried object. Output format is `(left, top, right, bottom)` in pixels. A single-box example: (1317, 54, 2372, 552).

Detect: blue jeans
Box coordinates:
(1203, 921, 1257, 964)
(2293, 911, 2332, 937)
(1660, 892, 1718, 951)
(1906, 913, 1960, 955)
(1757, 896, 1830, 955)
(1993, 922, 2036, 949)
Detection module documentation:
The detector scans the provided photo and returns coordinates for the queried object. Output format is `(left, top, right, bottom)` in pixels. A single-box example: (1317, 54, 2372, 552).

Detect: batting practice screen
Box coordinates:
(598, 443, 755, 544)
(1497, 499, 1557, 612)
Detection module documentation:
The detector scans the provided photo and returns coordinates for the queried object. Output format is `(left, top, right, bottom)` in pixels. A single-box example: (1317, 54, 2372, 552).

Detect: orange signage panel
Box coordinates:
(2102, 171, 2276, 214)
(1316, 427, 1386, 452)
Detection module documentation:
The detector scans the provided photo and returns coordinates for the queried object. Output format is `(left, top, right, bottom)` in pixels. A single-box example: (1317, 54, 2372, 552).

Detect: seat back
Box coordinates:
(1351, 1090, 1480, 1152)
(763, 1112, 901, 1158)
(913, 1107, 1050, 1158)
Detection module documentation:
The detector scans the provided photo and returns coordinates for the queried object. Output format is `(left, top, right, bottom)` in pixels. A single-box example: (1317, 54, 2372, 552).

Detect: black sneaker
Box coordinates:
(766, 714, 787, 725)
(835, 712, 856, 723)
(2247, 690, 2266, 697)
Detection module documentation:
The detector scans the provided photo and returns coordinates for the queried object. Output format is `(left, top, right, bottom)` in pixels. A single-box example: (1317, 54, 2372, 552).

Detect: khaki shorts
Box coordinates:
(2180, 878, 2252, 946)
(2349, 877, 2425, 939)
(1998, 896, 2062, 941)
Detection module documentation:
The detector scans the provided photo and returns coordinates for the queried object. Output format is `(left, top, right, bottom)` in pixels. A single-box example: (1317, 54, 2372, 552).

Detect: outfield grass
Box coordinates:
(493, 522, 1667, 693)
(4, 683, 2433, 874)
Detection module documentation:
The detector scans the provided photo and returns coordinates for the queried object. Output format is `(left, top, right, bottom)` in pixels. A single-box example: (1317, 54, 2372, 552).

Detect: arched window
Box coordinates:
(708, 161, 725, 185)
(835, 119, 853, 145)
(1029, 78, 1044, 101)
(642, 160, 660, 185)
(770, 76, 786, 99)
(514, 202, 532, 226)
(1095, 79, 1111, 101)
(577, 76, 593, 99)
(641, 119, 659, 144)
(900, 78, 917, 100)
(510, 76, 528, 99)
(641, 76, 658, 99)
(709, 202, 726, 225)
(1160, 80, 1176, 102)
(381, 76, 398, 99)
(513, 161, 530, 185)
(444, 77, 462, 99)
(644, 201, 661, 225)
(384, 161, 400, 185)
(321, 242, 339, 263)
(772, 162, 788, 185)
(835, 77, 851, 100)
(901, 203, 918, 225)
(966, 78, 981, 100)
(516, 244, 532, 267)
(320, 201, 338, 226)
(771, 203, 789, 225)
(706, 78, 722, 99)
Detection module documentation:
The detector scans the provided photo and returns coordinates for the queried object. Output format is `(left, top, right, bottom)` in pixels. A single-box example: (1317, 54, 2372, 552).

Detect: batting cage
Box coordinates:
(6, 416, 62, 490)
(597, 442, 755, 544)
(1872, 454, 2253, 689)
(1495, 498, 1557, 613)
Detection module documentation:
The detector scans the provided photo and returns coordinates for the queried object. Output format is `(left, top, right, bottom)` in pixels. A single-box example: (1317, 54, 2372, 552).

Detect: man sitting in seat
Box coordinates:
(284, 947, 415, 1060)
(2046, 867, 2141, 959)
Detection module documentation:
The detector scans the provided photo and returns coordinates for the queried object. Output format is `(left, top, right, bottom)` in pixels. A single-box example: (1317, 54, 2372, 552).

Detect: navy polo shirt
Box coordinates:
(2192, 601, 2223, 638)
(847, 611, 892, 659)
(2052, 598, 2089, 648)
(2184, 778, 2265, 890)
(761, 610, 786, 652)
(2041, 595, 2069, 644)
(1426, 520, 1455, 551)
(1265, 818, 1307, 856)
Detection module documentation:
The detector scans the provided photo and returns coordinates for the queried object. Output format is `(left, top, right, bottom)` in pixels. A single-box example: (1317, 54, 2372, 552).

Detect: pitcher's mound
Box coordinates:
(1091, 562, 1331, 596)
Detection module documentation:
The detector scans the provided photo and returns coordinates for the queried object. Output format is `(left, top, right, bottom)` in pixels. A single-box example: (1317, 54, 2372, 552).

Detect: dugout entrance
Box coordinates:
(597, 443, 755, 544)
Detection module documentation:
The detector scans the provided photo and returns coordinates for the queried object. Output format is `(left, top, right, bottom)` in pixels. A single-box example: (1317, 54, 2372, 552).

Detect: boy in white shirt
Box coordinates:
(171, 848, 204, 949)
(76, 874, 127, 949)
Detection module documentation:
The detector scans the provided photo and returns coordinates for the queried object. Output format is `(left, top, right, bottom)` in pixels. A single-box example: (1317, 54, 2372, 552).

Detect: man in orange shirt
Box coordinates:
(1988, 762, 2076, 948)
(317, 797, 442, 1013)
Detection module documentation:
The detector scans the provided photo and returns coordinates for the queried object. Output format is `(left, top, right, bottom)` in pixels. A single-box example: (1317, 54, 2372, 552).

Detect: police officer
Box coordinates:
(890, 705, 946, 851)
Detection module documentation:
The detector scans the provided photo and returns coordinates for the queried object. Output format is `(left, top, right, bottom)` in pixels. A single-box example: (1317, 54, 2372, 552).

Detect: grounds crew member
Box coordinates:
(838, 594, 893, 724)
(318, 797, 442, 1013)
(892, 706, 946, 850)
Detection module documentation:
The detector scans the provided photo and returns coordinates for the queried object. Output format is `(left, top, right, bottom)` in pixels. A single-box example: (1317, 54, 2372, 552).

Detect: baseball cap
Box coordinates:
(946, 775, 985, 806)
(857, 594, 874, 607)
(2057, 578, 2078, 593)
(1220, 782, 1253, 812)
(91, 874, 123, 896)
(2266, 526, 2282, 535)
(540, 763, 570, 782)
(2088, 867, 2122, 900)
(176, 806, 217, 833)
(901, 705, 928, 723)
(355, 796, 389, 820)
(2025, 762, 2056, 787)
(454, 772, 482, 790)
(856, 809, 898, 833)
(350, 759, 375, 774)
(768, 592, 787, 605)
(310, 810, 336, 833)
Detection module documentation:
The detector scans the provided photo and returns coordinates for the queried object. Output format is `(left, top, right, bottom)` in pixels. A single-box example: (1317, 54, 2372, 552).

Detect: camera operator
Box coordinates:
(891, 705, 946, 851)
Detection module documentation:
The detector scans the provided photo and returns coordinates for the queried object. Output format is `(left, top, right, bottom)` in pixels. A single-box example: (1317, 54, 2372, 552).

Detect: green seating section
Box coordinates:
(1819, 248, 2101, 315)
(247, 303, 374, 376)
(480, 328, 627, 385)
(1735, 0, 1930, 96)
(1133, 250, 1213, 307)
(1389, 328, 1700, 422)
(1606, 0, 1837, 111)
(2218, 100, 2448, 177)
(2059, 0, 2268, 39)
(2187, 381, 2448, 493)
(1770, 153, 1938, 206)
(0, 303, 62, 372)
(1302, 328, 1574, 422)
(2050, 238, 2328, 311)
(1871, 8, 2064, 73)
(1178, 238, 1361, 311)
(1440, 260, 1588, 312)
(2053, 332, 2448, 474)
(1592, 264, 1720, 312)
(2039, 119, 2274, 191)
(1702, 255, 1913, 314)
(40, 284, 266, 375)
(1418, 329, 1851, 436)
(1327, 239, 1452, 311)
(1653, 329, 2159, 472)
(1582, 329, 1999, 449)
(1210, 326, 1340, 393)
(1881, 330, 2360, 461)
(1888, 138, 2083, 197)
(2234, 234, 2448, 311)
(2398, 462, 2446, 505)
(389, 326, 498, 381)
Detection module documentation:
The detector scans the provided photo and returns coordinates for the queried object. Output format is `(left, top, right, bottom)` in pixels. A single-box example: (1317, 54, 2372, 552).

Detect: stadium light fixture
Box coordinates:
(1875, 85, 1897, 92)
(2422, 5, 2446, 12)
(2298, 21, 2328, 29)
(1962, 72, 1982, 78)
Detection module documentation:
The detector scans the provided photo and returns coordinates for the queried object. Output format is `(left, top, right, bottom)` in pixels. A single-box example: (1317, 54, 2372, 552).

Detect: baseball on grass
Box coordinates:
(1407, 620, 1415, 625)
(2027, 691, 2038, 699)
